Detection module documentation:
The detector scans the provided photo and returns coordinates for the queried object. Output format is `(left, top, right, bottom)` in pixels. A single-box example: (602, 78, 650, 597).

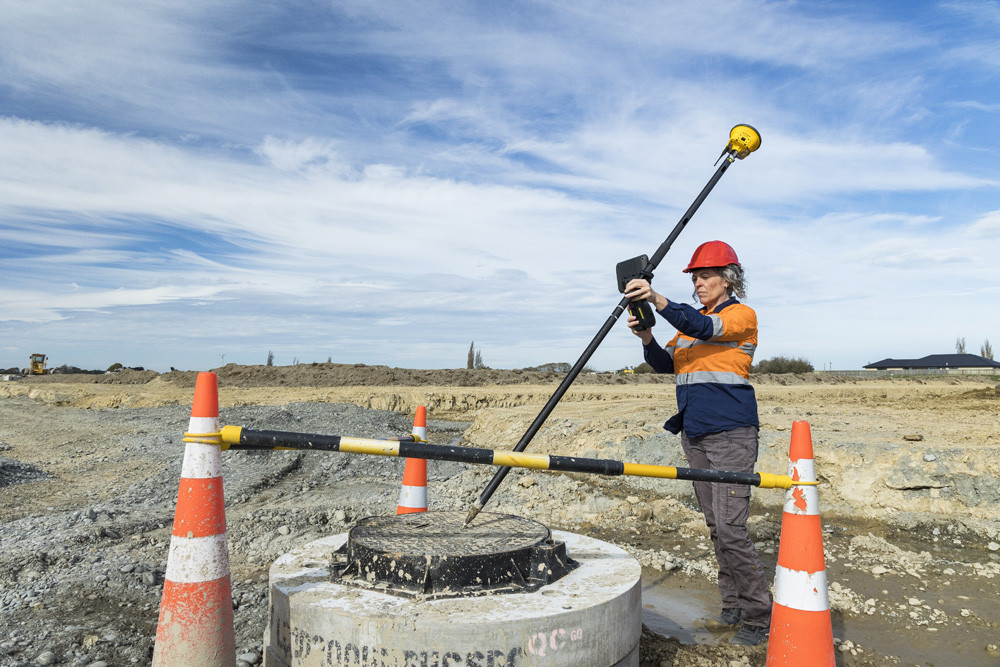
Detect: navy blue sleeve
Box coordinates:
(643, 337, 674, 374)
(657, 300, 714, 340)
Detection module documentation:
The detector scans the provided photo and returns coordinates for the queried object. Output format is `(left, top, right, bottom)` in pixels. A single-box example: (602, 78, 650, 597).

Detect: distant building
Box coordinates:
(864, 354, 1000, 372)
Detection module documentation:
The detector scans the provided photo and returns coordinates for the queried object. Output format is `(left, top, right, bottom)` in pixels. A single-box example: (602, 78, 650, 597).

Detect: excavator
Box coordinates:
(25, 353, 47, 375)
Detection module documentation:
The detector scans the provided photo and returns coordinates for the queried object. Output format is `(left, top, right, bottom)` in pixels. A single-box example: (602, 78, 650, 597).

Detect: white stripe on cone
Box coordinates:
(783, 461, 820, 516)
(398, 485, 428, 509)
(181, 415, 223, 479)
(164, 533, 231, 583)
(772, 565, 830, 612)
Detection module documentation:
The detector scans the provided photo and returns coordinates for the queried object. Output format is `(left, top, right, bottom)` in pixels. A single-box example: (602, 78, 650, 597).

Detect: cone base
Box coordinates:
(766, 603, 834, 666)
(153, 577, 236, 667)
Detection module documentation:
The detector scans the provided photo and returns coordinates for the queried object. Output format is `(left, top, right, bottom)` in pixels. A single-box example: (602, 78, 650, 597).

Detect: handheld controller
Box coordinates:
(616, 255, 656, 332)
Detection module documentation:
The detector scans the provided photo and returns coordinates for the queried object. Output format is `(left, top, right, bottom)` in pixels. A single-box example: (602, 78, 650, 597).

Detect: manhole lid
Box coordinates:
(332, 511, 577, 599)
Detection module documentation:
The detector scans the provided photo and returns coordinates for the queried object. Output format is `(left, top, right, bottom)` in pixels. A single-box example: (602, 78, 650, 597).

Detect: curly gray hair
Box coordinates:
(691, 263, 747, 301)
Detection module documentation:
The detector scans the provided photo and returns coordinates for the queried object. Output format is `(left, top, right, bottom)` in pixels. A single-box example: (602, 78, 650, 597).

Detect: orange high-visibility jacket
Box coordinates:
(643, 297, 759, 438)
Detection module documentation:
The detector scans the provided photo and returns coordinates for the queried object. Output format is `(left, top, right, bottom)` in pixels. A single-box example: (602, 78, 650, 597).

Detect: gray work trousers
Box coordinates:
(681, 426, 771, 627)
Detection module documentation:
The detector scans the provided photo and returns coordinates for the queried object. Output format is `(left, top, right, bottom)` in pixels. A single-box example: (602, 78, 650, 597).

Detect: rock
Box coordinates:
(36, 650, 56, 665)
(908, 597, 922, 606)
(142, 571, 156, 586)
(986, 644, 1000, 657)
(903, 434, 923, 441)
(238, 651, 261, 665)
(650, 499, 677, 525)
(923, 453, 937, 462)
(871, 565, 888, 575)
(633, 505, 652, 521)
(517, 476, 537, 488)
(884, 461, 950, 490)
(277, 525, 290, 536)
(988, 542, 1000, 552)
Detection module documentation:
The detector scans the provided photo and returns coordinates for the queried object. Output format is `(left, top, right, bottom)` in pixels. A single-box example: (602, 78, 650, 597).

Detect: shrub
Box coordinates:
(752, 356, 814, 374)
(632, 362, 655, 374)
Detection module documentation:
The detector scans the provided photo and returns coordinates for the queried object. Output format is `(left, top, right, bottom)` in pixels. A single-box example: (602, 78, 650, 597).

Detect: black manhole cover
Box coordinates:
(331, 511, 577, 599)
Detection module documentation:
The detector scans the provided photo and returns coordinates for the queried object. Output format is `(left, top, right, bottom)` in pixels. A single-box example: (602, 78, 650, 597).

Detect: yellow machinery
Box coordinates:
(27, 353, 47, 375)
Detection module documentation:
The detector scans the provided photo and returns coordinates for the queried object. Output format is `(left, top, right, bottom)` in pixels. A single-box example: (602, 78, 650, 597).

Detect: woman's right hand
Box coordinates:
(624, 278, 668, 311)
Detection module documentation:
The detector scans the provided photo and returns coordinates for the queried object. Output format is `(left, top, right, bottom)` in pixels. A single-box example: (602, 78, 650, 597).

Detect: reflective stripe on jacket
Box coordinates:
(642, 297, 759, 438)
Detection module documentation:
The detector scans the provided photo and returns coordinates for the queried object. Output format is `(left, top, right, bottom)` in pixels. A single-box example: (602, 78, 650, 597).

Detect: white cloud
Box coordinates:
(965, 210, 1000, 238)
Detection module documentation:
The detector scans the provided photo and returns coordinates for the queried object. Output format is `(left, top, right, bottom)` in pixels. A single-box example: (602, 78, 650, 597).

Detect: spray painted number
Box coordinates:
(526, 627, 583, 656)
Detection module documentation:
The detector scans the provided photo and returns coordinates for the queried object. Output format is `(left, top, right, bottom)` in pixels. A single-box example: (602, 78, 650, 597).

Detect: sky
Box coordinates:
(1, 1, 999, 373)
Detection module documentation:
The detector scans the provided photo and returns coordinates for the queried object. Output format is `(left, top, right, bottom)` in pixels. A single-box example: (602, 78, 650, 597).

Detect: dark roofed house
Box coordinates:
(864, 354, 1000, 373)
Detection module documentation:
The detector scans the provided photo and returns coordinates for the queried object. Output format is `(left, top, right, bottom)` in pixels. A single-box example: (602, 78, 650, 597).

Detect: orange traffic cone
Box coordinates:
(152, 372, 236, 666)
(766, 421, 835, 666)
(396, 406, 428, 514)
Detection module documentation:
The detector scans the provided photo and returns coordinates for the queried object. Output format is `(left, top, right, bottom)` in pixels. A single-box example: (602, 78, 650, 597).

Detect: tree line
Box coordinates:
(955, 337, 993, 359)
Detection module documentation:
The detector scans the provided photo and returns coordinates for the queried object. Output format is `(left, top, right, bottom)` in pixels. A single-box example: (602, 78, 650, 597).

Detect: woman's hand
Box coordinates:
(624, 278, 668, 311)
(626, 312, 654, 345)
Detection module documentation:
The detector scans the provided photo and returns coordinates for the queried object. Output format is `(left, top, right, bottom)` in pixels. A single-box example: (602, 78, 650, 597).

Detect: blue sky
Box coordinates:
(2, 1, 998, 373)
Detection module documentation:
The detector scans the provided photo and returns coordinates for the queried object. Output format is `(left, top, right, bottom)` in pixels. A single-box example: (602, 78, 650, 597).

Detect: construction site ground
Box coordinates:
(1, 365, 999, 666)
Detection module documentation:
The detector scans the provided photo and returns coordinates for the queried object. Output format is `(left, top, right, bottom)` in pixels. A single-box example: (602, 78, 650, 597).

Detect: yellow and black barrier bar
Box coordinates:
(219, 425, 814, 490)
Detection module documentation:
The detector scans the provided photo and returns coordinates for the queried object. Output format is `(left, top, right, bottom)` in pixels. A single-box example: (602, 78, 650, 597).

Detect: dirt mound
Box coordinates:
(23, 364, 997, 391)
(958, 385, 1000, 400)
(20, 363, 678, 388)
(23, 369, 160, 384)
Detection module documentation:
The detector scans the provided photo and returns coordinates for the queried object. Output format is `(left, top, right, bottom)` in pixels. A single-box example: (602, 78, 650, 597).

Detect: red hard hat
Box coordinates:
(683, 240, 740, 272)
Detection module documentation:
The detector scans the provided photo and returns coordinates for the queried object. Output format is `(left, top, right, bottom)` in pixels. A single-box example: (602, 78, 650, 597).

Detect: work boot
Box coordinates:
(718, 608, 742, 626)
(730, 623, 769, 646)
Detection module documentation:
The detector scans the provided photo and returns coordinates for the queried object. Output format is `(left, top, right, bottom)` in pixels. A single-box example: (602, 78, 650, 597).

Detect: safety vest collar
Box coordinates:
(703, 297, 740, 315)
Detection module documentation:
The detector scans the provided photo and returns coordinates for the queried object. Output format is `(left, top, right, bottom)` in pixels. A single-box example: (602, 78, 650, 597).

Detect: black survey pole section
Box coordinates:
(465, 151, 743, 526)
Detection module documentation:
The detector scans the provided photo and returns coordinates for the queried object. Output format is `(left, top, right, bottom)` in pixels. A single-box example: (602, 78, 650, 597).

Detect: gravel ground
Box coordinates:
(2, 374, 1000, 666)
(0, 400, 470, 667)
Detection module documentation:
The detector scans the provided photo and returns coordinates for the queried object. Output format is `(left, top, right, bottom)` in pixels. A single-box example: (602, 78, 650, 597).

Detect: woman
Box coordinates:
(624, 240, 770, 647)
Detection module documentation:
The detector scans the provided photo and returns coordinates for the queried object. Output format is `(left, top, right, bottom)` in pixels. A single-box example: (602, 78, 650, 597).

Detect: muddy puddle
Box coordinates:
(641, 572, 732, 645)
(638, 520, 1000, 667)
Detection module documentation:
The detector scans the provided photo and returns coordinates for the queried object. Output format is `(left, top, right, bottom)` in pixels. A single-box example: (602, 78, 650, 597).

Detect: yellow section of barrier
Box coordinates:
(219, 425, 243, 451)
(183, 431, 224, 448)
(338, 437, 401, 457)
(756, 472, 818, 489)
(756, 471, 787, 489)
(492, 452, 551, 470)
(621, 463, 679, 479)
